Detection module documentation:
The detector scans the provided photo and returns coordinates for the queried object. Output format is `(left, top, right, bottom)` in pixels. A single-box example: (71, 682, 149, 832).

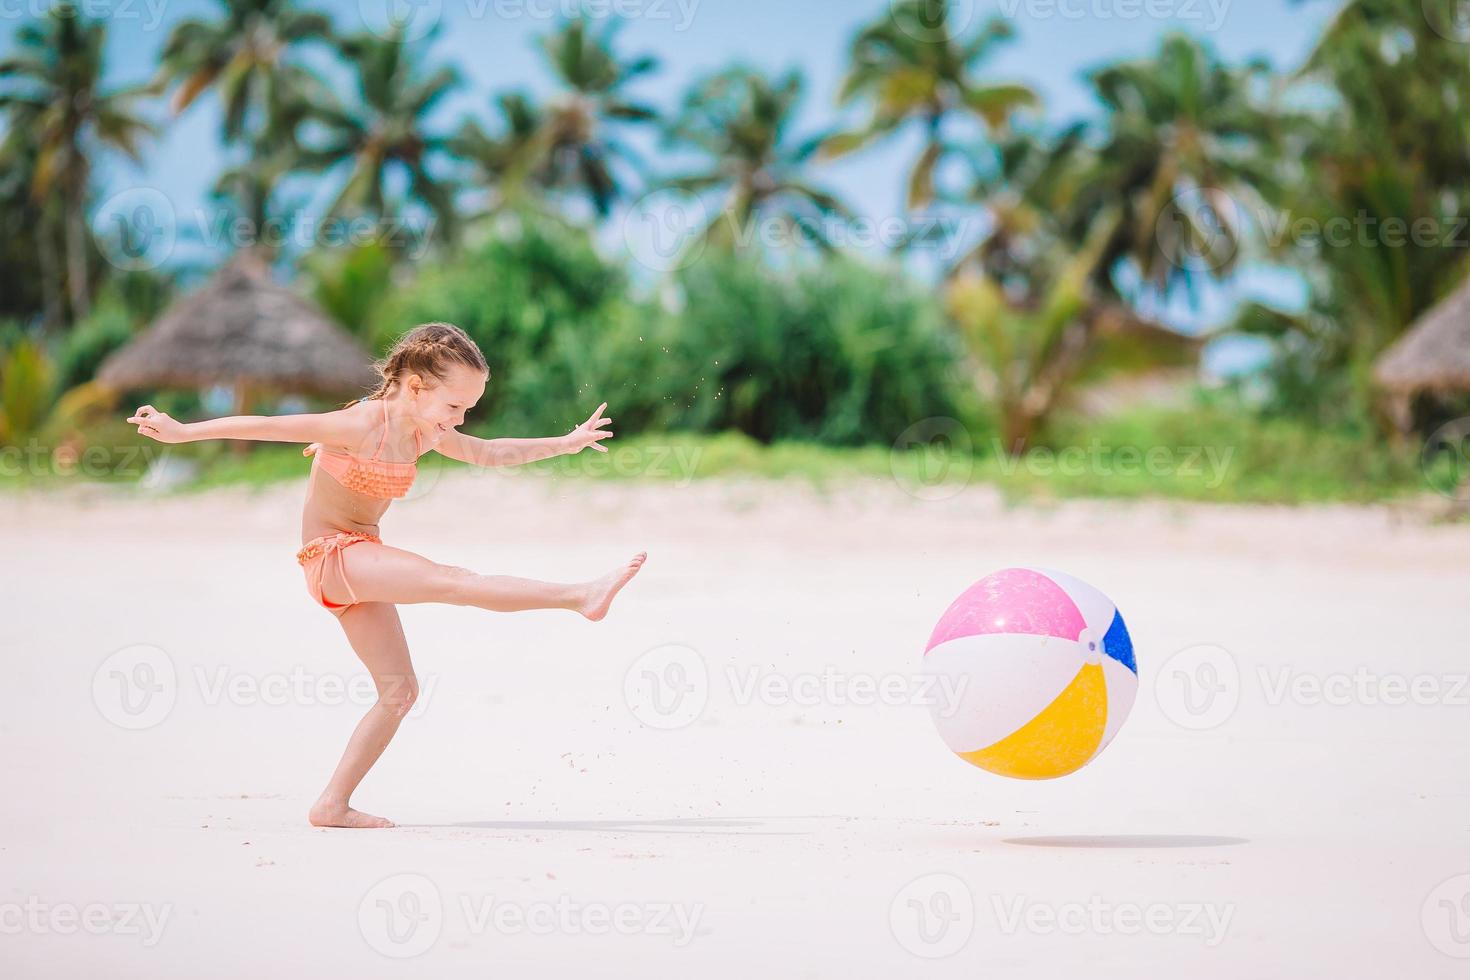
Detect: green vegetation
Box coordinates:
(0, 0, 1464, 506)
(367, 217, 654, 434)
(660, 254, 975, 445)
(0, 408, 1427, 506)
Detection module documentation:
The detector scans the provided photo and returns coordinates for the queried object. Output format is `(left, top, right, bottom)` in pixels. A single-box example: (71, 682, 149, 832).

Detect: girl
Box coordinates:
(126, 322, 647, 829)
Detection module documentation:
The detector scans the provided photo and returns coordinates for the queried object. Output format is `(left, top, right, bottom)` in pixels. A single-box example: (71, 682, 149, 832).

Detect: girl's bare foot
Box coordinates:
(579, 552, 647, 622)
(309, 799, 395, 829)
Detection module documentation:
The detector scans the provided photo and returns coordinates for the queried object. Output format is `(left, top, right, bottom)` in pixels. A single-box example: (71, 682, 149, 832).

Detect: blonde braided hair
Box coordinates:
(366, 322, 488, 401)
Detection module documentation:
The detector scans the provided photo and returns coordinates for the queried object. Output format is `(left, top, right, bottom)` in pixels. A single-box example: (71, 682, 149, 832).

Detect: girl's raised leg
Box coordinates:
(330, 543, 646, 620)
(309, 601, 418, 829)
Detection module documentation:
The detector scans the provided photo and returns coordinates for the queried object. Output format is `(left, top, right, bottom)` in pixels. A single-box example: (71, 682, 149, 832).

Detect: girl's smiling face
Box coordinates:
(405, 363, 488, 438)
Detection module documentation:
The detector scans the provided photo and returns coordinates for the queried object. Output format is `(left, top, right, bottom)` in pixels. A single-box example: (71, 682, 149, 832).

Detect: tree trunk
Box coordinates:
(64, 191, 90, 322)
(1381, 392, 1413, 445)
(1000, 405, 1035, 457)
(37, 208, 64, 331)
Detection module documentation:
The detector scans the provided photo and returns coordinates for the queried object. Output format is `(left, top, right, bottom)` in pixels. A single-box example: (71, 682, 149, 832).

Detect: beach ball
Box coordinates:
(923, 568, 1137, 779)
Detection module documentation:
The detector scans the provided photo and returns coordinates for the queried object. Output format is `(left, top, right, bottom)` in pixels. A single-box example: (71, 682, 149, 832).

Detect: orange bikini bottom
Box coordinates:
(296, 532, 380, 615)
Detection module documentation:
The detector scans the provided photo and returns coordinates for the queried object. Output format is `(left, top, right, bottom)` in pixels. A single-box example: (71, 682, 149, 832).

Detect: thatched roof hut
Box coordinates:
(98, 250, 378, 402)
(1375, 279, 1470, 399)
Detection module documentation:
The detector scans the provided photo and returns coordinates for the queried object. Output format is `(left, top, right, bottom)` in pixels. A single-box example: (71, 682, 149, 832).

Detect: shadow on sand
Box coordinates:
(1003, 834, 1248, 849)
(403, 821, 1247, 848)
(403, 816, 819, 836)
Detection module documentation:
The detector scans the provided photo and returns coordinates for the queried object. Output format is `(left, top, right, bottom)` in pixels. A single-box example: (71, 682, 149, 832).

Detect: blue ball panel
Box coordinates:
(1103, 609, 1136, 673)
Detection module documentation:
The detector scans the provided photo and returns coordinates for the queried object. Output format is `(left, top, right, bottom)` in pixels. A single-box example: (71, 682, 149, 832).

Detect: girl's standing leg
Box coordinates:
(309, 601, 418, 829)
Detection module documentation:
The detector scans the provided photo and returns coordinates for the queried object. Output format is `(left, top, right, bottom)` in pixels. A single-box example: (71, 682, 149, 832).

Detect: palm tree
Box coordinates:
(207, 148, 301, 248)
(530, 17, 659, 217)
(298, 29, 462, 248)
(450, 92, 557, 220)
(0, 126, 58, 325)
(1070, 33, 1279, 299)
(451, 19, 657, 222)
(948, 124, 1203, 451)
(155, 0, 331, 144)
(957, 123, 1089, 280)
(824, 0, 1037, 209)
(0, 5, 155, 322)
(662, 67, 851, 251)
(946, 212, 1119, 451)
(154, 0, 332, 238)
(1234, 0, 1470, 422)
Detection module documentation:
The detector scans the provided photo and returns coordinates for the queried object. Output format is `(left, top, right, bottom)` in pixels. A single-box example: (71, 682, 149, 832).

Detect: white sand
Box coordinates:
(4, 470, 1468, 977)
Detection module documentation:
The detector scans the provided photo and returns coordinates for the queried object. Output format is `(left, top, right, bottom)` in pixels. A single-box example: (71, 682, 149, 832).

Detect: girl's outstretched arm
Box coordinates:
(436, 402, 614, 468)
(127, 403, 363, 447)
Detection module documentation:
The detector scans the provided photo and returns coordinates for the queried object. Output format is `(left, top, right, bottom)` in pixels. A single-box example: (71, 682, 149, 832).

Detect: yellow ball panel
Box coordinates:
(956, 663, 1108, 779)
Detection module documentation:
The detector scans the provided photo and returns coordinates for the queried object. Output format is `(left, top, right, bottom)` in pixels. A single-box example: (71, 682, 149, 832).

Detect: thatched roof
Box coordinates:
(1375, 278, 1470, 395)
(98, 251, 378, 398)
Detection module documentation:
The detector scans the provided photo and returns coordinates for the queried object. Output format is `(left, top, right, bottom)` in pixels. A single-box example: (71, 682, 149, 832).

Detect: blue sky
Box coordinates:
(10, 0, 1338, 362)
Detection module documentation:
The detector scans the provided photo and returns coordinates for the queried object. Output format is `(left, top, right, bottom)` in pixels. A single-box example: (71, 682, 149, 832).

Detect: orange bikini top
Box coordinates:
(304, 398, 421, 499)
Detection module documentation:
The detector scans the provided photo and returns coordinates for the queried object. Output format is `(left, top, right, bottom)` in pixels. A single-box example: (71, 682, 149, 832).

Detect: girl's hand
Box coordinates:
(565, 402, 614, 454)
(127, 405, 189, 444)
